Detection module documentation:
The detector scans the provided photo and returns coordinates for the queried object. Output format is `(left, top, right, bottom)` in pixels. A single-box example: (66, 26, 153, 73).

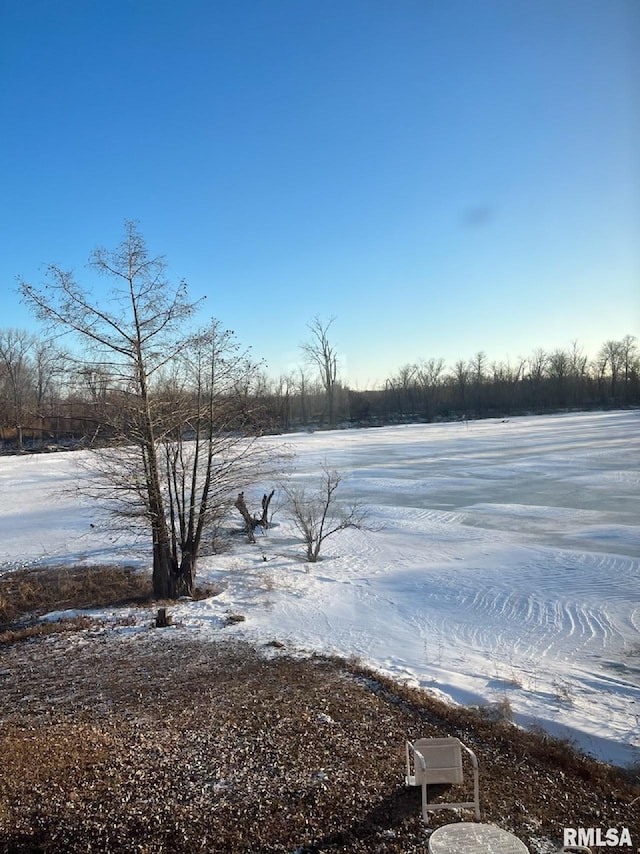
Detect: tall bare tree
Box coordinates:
(301, 315, 339, 426)
(598, 339, 624, 401)
(526, 349, 548, 410)
(32, 338, 68, 417)
(19, 222, 196, 597)
(453, 359, 470, 416)
(295, 366, 312, 425)
(21, 229, 283, 597)
(619, 335, 639, 403)
(548, 349, 570, 408)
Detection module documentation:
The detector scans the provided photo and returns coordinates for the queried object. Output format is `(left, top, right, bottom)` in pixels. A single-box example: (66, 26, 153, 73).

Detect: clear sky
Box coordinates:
(1, 0, 638, 388)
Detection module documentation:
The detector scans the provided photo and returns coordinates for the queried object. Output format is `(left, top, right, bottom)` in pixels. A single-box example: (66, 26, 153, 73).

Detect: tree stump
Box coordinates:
(234, 489, 275, 543)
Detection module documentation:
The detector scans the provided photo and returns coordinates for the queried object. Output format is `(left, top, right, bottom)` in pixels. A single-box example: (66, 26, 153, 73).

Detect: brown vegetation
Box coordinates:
(0, 565, 152, 629)
(0, 565, 217, 642)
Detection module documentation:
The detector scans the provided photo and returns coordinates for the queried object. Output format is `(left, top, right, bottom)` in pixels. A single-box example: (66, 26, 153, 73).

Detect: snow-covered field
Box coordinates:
(1, 411, 639, 768)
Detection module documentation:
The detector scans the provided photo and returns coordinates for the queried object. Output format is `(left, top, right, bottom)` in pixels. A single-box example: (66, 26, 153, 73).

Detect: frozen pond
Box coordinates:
(1, 410, 639, 767)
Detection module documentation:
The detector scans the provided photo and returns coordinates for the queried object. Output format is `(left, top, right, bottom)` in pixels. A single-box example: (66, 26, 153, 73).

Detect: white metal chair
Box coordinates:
(405, 736, 480, 824)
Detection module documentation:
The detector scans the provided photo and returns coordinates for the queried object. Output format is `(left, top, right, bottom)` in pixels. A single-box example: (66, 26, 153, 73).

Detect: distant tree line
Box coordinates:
(1, 328, 637, 447)
(252, 332, 640, 429)
(366, 336, 639, 424)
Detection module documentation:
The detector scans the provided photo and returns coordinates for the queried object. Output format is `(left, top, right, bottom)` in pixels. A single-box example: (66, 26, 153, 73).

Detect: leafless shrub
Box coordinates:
(285, 463, 368, 562)
(479, 694, 514, 723)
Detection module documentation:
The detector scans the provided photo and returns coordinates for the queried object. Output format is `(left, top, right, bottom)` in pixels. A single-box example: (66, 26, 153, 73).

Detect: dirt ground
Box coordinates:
(1, 623, 638, 853)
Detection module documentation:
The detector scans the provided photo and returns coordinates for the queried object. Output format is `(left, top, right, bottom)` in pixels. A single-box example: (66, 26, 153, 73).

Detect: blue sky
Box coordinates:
(1, 0, 638, 388)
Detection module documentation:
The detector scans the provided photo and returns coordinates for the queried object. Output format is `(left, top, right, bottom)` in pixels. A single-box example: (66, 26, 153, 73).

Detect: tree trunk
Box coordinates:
(152, 538, 176, 599)
(176, 550, 196, 598)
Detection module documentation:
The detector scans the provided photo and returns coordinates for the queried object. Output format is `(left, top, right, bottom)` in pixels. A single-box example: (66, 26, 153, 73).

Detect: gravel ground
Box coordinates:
(1, 623, 638, 853)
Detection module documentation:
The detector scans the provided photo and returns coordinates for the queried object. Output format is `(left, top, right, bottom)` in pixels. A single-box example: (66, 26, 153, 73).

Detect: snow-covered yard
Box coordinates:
(1, 410, 638, 768)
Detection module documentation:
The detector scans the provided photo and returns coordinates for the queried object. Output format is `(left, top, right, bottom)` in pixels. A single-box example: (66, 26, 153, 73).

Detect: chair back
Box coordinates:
(413, 737, 464, 785)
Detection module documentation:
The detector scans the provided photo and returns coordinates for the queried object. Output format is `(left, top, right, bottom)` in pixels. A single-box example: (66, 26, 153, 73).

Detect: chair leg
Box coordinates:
(421, 782, 429, 823)
(473, 766, 480, 820)
(420, 783, 429, 824)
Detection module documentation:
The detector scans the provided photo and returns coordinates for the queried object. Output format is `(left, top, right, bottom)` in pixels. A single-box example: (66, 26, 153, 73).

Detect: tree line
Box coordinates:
(0, 320, 637, 450)
(242, 333, 638, 431)
(355, 336, 639, 425)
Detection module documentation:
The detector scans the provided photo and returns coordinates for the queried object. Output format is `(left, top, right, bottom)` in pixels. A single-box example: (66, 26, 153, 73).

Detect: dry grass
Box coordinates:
(0, 614, 95, 645)
(0, 566, 638, 852)
(0, 564, 152, 627)
(0, 564, 218, 642)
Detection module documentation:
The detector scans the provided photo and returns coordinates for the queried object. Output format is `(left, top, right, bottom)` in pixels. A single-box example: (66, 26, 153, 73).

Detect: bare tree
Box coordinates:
(416, 357, 445, 421)
(469, 350, 487, 415)
(301, 315, 339, 426)
(619, 334, 639, 403)
(598, 339, 625, 401)
(19, 222, 199, 598)
(21, 230, 283, 597)
(0, 329, 36, 450)
(285, 464, 367, 562)
(452, 359, 470, 416)
(548, 349, 570, 408)
(395, 363, 419, 416)
(470, 350, 487, 386)
(32, 338, 68, 417)
(489, 357, 526, 412)
(294, 366, 312, 425)
(526, 349, 548, 410)
(272, 372, 294, 430)
(158, 320, 279, 591)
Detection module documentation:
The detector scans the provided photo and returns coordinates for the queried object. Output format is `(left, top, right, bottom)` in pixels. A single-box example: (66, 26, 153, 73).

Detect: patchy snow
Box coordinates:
(1, 411, 639, 768)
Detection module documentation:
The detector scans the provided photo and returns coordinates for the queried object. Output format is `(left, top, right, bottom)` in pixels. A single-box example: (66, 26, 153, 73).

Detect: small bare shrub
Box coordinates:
(552, 678, 575, 705)
(285, 464, 368, 562)
(479, 694, 514, 723)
